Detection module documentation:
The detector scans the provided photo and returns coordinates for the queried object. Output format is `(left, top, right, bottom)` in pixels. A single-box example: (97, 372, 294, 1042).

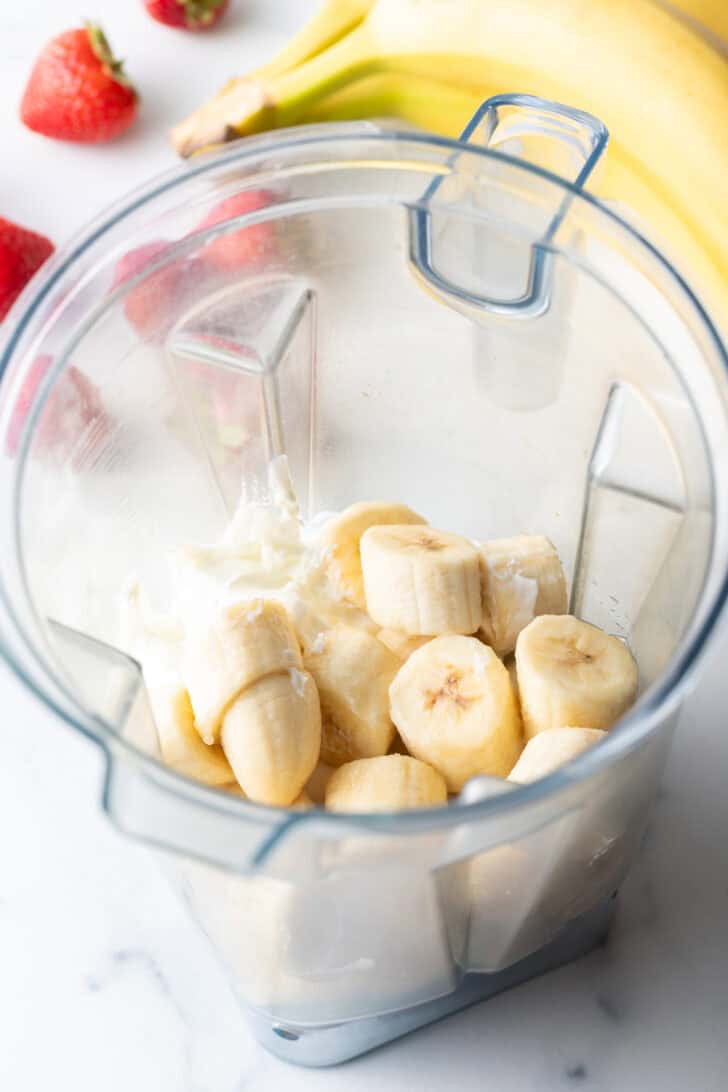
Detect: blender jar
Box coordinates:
(1, 95, 727, 1066)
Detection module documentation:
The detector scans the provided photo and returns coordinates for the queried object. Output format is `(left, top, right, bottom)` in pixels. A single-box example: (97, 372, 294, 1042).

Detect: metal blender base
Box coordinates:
(247, 894, 616, 1067)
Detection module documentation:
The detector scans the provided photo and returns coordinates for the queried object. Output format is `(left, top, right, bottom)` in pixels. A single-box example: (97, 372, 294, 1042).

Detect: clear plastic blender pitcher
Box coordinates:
(1, 95, 728, 1066)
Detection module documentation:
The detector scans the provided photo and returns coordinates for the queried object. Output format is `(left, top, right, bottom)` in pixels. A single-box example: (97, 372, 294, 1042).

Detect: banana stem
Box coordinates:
(252, 0, 376, 81)
(172, 23, 379, 156)
(259, 26, 382, 130)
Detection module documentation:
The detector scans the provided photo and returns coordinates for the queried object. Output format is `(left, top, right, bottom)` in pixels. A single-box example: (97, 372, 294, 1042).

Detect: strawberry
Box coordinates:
(0, 217, 54, 322)
(20, 24, 137, 143)
(5, 354, 109, 466)
(143, 0, 231, 31)
(113, 240, 207, 339)
(196, 190, 276, 272)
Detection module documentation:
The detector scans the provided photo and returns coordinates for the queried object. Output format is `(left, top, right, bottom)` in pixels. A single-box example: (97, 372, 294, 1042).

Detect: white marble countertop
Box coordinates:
(2, 2, 728, 1089)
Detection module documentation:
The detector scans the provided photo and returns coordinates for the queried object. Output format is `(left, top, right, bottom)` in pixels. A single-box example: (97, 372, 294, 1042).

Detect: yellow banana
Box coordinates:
(655, 0, 728, 45)
(253, 0, 375, 79)
(306, 71, 480, 136)
(173, 0, 728, 321)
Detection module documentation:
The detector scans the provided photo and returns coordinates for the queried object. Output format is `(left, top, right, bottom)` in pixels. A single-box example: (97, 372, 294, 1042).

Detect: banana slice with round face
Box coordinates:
(508, 726, 606, 784)
(325, 754, 447, 812)
(220, 669, 321, 806)
(146, 677, 234, 786)
(361, 525, 482, 636)
(515, 615, 638, 740)
(479, 535, 567, 656)
(377, 627, 432, 660)
(301, 620, 400, 766)
(321, 501, 426, 609)
(390, 635, 523, 791)
(183, 598, 302, 743)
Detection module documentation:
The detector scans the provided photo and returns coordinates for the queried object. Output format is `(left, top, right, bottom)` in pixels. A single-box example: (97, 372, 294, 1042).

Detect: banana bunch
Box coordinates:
(140, 498, 638, 811)
(173, 0, 728, 325)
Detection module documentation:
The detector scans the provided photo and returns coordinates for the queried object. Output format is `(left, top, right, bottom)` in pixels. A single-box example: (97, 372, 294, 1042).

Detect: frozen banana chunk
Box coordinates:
(361, 525, 481, 635)
(183, 598, 302, 743)
(508, 726, 606, 783)
(300, 619, 400, 766)
(146, 675, 234, 786)
(479, 535, 567, 656)
(325, 755, 447, 812)
(390, 635, 523, 791)
(515, 615, 638, 740)
(321, 501, 426, 609)
(221, 669, 321, 806)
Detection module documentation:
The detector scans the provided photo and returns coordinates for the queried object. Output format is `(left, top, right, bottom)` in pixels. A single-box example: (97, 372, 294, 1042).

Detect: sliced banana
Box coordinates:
(325, 755, 447, 813)
(508, 726, 606, 784)
(183, 598, 302, 743)
(390, 635, 523, 791)
(361, 525, 481, 636)
(479, 535, 567, 656)
(515, 615, 638, 740)
(300, 620, 400, 766)
(220, 669, 321, 806)
(377, 627, 432, 660)
(146, 676, 234, 786)
(321, 501, 426, 609)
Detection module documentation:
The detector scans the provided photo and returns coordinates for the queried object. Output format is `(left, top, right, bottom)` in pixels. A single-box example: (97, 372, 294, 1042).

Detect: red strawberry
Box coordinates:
(0, 217, 54, 322)
(113, 240, 206, 339)
(196, 190, 276, 272)
(5, 354, 109, 466)
(144, 0, 231, 31)
(20, 24, 137, 143)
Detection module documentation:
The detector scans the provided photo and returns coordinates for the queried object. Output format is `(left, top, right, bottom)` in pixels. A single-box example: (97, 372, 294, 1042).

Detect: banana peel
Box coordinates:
(306, 71, 480, 137)
(655, 0, 728, 47)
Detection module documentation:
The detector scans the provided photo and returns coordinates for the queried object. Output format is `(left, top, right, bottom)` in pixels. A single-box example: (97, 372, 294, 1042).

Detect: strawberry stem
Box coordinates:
(181, 0, 228, 25)
(86, 22, 137, 95)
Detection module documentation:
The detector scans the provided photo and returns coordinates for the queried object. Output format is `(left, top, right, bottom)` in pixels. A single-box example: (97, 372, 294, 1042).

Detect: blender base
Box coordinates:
(246, 893, 616, 1067)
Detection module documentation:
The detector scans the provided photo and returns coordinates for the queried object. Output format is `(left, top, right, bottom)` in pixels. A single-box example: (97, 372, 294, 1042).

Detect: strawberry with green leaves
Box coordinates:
(20, 24, 137, 143)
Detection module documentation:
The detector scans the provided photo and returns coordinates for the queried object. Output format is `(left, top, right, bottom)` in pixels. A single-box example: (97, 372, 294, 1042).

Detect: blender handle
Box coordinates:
(409, 92, 609, 318)
(42, 617, 305, 872)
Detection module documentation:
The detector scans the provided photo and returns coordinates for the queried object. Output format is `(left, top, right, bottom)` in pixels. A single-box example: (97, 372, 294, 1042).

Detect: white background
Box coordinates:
(2, 2, 728, 1089)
